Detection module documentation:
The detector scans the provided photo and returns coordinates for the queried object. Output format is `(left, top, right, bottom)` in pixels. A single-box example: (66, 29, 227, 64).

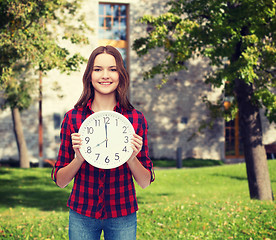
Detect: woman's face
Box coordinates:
(91, 53, 119, 98)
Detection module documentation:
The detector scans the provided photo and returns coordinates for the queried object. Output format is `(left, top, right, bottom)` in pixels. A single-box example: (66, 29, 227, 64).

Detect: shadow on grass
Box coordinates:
(0, 169, 70, 212)
(212, 173, 276, 183)
(137, 192, 172, 205)
(0, 168, 10, 175)
(152, 158, 224, 168)
(211, 173, 248, 181)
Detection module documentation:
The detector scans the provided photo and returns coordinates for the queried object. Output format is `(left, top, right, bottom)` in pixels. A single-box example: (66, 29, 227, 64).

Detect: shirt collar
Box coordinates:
(114, 101, 123, 113)
(86, 99, 123, 114)
(86, 98, 93, 112)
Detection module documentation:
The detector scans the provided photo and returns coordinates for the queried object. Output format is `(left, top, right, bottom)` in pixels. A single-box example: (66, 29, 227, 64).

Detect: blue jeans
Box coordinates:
(69, 209, 137, 240)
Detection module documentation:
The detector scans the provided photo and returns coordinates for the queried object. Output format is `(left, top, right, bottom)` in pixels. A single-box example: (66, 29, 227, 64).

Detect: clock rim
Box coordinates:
(78, 110, 135, 169)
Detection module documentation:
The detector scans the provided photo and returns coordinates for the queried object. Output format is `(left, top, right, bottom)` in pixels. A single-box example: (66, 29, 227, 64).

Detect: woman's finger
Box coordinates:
(71, 133, 82, 150)
(131, 134, 143, 152)
(132, 134, 142, 143)
(72, 133, 81, 141)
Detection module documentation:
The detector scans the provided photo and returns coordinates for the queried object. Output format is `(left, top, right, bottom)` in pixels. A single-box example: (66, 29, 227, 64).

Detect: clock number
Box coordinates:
(94, 119, 100, 127)
(124, 136, 129, 143)
(105, 156, 110, 163)
(87, 127, 94, 134)
(85, 137, 90, 144)
(103, 117, 110, 124)
(122, 146, 127, 152)
(87, 146, 92, 154)
(122, 126, 127, 133)
(115, 153, 119, 160)
(115, 119, 119, 126)
(95, 153, 100, 160)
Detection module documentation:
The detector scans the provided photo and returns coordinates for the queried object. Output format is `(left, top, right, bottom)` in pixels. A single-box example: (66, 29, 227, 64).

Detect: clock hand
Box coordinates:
(105, 123, 108, 148)
(93, 139, 108, 148)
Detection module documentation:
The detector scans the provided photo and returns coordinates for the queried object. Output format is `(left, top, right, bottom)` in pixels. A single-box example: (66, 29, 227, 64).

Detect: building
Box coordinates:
(0, 0, 275, 164)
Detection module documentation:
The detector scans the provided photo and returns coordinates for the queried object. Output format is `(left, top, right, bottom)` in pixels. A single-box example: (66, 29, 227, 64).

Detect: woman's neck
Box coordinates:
(91, 94, 117, 112)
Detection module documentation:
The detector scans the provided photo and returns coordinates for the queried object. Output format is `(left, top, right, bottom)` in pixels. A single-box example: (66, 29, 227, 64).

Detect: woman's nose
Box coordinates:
(102, 69, 109, 78)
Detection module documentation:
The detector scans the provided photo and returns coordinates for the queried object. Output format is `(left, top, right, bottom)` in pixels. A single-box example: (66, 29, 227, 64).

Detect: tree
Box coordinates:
(0, 0, 90, 168)
(133, 0, 275, 200)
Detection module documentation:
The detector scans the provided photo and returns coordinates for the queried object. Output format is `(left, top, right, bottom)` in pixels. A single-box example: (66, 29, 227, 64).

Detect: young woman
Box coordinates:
(52, 46, 154, 240)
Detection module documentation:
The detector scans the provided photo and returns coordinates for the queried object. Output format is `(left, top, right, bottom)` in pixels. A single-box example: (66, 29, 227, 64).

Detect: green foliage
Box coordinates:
(0, 161, 275, 239)
(1, 62, 35, 110)
(0, 0, 90, 110)
(133, 0, 276, 123)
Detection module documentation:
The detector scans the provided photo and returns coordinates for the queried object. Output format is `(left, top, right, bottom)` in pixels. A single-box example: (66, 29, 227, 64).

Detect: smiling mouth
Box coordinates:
(99, 82, 112, 85)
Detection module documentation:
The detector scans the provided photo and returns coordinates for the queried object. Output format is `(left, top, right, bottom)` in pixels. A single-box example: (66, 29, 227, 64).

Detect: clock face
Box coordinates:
(78, 111, 135, 169)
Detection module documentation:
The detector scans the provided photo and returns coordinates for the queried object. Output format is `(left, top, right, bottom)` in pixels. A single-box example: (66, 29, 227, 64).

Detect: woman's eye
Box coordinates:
(93, 68, 101, 72)
(110, 68, 117, 71)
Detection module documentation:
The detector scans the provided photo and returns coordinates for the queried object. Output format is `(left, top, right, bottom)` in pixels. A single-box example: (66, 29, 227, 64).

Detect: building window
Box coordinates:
(224, 84, 244, 159)
(225, 114, 244, 158)
(99, 3, 128, 68)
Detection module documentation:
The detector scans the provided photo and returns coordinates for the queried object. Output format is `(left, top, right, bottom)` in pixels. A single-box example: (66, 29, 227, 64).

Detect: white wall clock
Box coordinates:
(79, 111, 135, 169)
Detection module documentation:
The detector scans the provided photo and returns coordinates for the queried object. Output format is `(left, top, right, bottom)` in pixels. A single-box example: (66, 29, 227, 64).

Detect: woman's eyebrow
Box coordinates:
(93, 65, 117, 68)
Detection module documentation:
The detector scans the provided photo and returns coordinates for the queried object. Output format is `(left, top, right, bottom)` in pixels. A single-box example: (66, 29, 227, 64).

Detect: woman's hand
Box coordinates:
(128, 133, 143, 163)
(71, 133, 85, 163)
(56, 133, 85, 188)
(127, 133, 151, 189)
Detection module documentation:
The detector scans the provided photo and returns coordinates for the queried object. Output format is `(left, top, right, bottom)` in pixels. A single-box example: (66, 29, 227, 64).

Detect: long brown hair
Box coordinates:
(74, 45, 133, 110)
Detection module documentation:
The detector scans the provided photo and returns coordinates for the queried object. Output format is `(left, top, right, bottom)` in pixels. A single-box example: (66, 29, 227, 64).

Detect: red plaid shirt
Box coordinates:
(52, 99, 154, 219)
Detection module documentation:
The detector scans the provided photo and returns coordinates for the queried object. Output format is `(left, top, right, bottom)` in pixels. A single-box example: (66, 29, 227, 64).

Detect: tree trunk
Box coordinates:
(11, 107, 29, 168)
(235, 78, 273, 200)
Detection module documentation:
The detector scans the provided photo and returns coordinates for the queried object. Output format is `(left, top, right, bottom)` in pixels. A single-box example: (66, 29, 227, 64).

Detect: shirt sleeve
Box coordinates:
(136, 113, 155, 183)
(51, 112, 75, 184)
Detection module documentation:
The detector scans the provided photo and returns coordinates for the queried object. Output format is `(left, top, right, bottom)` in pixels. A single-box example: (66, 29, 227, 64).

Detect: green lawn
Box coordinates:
(0, 161, 275, 240)
(152, 158, 224, 168)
